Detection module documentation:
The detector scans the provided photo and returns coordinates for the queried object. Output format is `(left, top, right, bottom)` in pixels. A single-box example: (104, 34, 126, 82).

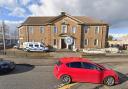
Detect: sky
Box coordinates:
(0, 0, 128, 38)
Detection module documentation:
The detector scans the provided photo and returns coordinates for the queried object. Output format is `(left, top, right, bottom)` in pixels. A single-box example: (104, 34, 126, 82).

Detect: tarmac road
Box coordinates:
(0, 65, 61, 89)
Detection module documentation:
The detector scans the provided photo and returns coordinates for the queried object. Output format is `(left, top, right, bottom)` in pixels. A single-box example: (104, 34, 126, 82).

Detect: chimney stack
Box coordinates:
(61, 12, 66, 15)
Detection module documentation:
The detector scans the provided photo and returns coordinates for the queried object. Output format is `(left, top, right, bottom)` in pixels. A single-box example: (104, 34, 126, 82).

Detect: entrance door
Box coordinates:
(61, 39, 66, 49)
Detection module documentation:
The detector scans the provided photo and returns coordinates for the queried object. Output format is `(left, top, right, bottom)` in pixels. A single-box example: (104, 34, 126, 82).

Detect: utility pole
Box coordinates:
(2, 21, 6, 55)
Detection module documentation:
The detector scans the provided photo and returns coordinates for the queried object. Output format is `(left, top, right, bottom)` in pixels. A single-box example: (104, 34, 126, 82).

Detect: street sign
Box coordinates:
(64, 36, 73, 45)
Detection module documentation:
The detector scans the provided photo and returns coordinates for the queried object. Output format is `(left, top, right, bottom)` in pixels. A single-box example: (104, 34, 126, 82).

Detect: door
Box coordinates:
(81, 62, 103, 83)
(61, 39, 66, 49)
(67, 62, 84, 82)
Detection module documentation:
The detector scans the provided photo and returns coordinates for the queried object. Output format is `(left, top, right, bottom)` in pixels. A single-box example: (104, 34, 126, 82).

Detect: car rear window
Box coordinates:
(56, 61, 62, 66)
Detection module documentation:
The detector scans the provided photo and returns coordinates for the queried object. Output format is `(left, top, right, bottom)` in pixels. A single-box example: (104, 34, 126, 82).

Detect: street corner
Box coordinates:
(57, 83, 78, 89)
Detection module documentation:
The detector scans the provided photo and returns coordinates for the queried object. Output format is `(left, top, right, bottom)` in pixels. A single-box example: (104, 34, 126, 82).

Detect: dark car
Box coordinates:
(0, 59, 15, 74)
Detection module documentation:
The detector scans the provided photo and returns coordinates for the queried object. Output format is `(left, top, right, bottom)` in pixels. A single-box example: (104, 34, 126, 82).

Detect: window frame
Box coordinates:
(40, 26, 45, 33)
(71, 26, 76, 33)
(95, 26, 100, 34)
(94, 39, 98, 46)
(84, 26, 89, 33)
(28, 26, 33, 34)
(61, 25, 67, 33)
(84, 39, 88, 46)
(53, 26, 57, 33)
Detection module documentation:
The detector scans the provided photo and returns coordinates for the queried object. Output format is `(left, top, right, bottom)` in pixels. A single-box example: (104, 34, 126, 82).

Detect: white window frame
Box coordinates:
(84, 26, 89, 33)
(72, 26, 76, 33)
(95, 26, 100, 34)
(84, 39, 88, 46)
(53, 26, 57, 33)
(40, 26, 45, 33)
(61, 25, 67, 33)
(28, 26, 33, 34)
(94, 39, 98, 46)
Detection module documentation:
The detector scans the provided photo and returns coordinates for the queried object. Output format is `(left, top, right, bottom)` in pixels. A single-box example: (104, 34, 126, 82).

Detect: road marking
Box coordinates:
(103, 85, 110, 89)
(58, 83, 77, 89)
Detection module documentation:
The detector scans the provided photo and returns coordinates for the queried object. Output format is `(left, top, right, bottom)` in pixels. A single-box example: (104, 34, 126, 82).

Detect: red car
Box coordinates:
(54, 57, 119, 86)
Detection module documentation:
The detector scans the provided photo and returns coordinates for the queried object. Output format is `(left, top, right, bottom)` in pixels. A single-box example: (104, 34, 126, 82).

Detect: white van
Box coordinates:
(23, 42, 48, 52)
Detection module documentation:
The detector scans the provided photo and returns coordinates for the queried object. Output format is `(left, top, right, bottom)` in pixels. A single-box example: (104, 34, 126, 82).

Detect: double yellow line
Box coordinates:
(58, 83, 77, 89)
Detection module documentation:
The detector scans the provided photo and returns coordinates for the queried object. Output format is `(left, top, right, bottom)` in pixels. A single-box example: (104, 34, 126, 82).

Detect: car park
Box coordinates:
(0, 59, 15, 74)
(54, 57, 119, 86)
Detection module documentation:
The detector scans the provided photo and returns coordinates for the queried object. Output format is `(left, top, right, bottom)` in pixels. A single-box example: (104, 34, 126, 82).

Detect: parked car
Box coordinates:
(0, 59, 15, 74)
(54, 57, 119, 86)
(23, 42, 48, 52)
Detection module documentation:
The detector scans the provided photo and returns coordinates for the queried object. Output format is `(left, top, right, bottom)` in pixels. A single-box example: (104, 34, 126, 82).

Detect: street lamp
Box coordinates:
(2, 21, 6, 55)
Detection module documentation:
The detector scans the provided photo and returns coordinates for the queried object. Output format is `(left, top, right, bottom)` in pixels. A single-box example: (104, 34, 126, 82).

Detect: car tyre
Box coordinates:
(103, 76, 115, 86)
(60, 75, 72, 84)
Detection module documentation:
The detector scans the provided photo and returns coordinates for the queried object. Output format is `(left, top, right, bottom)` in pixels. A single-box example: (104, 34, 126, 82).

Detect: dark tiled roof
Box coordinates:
(21, 14, 107, 26)
(22, 16, 55, 25)
(73, 16, 107, 25)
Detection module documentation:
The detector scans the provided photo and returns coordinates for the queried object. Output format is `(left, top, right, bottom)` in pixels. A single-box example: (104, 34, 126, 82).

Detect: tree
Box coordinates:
(108, 35, 113, 41)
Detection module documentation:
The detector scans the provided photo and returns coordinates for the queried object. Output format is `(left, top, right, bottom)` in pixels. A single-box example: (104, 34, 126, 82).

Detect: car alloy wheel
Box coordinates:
(104, 76, 115, 86)
(60, 75, 71, 84)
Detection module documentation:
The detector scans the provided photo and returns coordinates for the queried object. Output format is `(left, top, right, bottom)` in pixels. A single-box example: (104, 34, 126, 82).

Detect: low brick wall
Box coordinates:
(4, 49, 53, 59)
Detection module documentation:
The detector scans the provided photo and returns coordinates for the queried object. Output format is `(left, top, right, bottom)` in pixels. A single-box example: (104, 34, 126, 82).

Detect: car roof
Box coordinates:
(59, 57, 92, 64)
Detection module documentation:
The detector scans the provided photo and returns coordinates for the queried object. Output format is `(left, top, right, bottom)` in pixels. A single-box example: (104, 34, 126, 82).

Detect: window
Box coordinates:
(62, 25, 67, 33)
(94, 39, 98, 46)
(68, 62, 82, 68)
(53, 39, 57, 45)
(82, 62, 100, 70)
(40, 26, 45, 33)
(28, 26, 33, 34)
(53, 26, 57, 33)
(95, 26, 100, 34)
(35, 44, 39, 47)
(29, 44, 33, 47)
(84, 39, 88, 45)
(71, 26, 76, 33)
(84, 26, 89, 33)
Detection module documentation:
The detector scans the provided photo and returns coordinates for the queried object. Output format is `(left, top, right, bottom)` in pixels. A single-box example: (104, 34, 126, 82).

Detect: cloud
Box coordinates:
(28, 0, 128, 29)
(9, 7, 26, 17)
(19, 0, 31, 6)
(0, 0, 18, 10)
(3, 20, 22, 34)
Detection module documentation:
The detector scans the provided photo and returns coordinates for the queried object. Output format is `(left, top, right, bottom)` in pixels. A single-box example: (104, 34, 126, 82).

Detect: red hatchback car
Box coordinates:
(54, 57, 119, 86)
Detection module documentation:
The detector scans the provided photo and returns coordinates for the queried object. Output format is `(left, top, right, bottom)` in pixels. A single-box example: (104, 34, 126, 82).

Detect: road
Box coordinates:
(0, 65, 61, 89)
(0, 56, 128, 89)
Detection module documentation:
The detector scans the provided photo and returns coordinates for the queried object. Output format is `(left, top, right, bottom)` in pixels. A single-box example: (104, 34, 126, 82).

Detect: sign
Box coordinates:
(64, 36, 73, 45)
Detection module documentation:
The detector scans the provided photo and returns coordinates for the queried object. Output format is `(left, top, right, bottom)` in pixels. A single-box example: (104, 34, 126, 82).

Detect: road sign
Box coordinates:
(64, 36, 73, 45)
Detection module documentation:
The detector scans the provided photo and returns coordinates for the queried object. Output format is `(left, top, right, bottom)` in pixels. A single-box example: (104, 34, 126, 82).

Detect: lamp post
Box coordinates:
(2, 21, 6, 55)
